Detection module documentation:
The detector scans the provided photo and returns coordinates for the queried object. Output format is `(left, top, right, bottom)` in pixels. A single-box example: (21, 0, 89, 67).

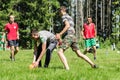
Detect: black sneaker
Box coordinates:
(92, 64, 98, 68)
(44, 64, 48, 68)
(94, 57, 96, 60)
(38, 62, 42, 67)
(10, 55, 12, 60)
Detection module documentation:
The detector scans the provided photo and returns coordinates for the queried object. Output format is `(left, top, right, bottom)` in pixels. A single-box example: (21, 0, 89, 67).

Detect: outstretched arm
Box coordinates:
(17, 30, 19, 39)
(34, 42, 46, 67)
(94, 25, 97, 38)
(33, 41, 37, 63)
(81, 27, 85, 39)
(56, 20, 70, 39)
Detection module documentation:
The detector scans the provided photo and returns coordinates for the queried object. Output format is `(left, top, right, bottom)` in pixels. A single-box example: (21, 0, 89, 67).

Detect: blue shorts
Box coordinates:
(8, 40, 19, 47)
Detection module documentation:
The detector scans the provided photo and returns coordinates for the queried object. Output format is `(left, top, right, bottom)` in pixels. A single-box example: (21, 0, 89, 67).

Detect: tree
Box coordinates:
(0, 0, 60, 49)
(111, 0, 120, 50)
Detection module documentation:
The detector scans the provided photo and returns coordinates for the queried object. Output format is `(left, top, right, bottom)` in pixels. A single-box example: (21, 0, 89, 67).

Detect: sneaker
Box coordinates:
(92, 64, 98, 68)
(11, 58, 15, 61)
(94, 57, 96, 60)
(10, 55, 12, 60)
(10, 56, 15, 61)
(44, 64, 48, 68)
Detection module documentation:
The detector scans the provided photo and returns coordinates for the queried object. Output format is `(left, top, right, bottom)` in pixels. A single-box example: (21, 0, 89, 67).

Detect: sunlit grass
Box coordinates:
(0, 48, 120, 80)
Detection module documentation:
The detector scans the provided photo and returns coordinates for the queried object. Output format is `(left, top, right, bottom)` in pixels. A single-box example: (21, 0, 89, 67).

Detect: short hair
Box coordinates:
(9, 12, 15, 18)
(32, 29, 38, 34)
(59, 6, 67, 12)
(8, 14, 15, 21)
(9, 15, 15, 18)
(87, 16, 92, 19)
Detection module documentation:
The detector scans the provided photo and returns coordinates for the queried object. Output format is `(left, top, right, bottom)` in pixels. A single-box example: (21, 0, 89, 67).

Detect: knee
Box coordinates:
(16, 48, 19, 52)
(72, 48, 79, 52)
(58, 50, 61, 55)
(16, 49, 19, 53)
(93, 49, 96, 53)
(11, 47, 15, 51)
(58, 49, 63, 55)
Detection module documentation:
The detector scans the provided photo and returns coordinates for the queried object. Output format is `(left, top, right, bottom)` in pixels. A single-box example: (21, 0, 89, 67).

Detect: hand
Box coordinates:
(82, 36, 86, 39)
(34, 61, 39, 67)
(1, 38, 4, 42)
(55, 33, 61, 40)
(58, 39, 62, 46)
(17, 36, 19, 40)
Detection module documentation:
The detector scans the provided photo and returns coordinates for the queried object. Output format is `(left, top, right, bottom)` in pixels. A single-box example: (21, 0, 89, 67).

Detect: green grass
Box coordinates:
(0, 48, 120, 80)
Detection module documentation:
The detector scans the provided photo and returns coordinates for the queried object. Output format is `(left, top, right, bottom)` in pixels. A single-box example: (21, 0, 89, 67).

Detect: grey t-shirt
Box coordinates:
(38, 30, 55, 43)
(62, 14, 75, 35)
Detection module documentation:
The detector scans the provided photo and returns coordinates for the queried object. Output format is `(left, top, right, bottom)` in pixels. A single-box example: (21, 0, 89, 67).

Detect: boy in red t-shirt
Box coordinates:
(81, 17, 97, 60)
(4, 15, 19, 61)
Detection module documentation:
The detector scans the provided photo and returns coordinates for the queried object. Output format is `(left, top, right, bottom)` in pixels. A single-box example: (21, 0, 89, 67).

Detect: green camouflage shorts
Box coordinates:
(60, 35, 79, 51)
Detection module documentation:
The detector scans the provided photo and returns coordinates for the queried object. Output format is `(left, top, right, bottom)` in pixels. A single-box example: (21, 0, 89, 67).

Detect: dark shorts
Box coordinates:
(60, 35, 79, 51)
(8, 40, 19, 47)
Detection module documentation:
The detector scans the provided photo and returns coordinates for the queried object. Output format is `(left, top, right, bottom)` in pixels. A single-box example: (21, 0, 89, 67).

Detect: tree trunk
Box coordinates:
(96, 0, 98, 32)
(101, 1, 103, 31)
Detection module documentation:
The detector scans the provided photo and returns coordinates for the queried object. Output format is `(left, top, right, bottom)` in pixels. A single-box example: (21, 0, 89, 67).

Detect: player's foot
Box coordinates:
(10, 56, 15, 61)
(94, 57, 96, 60)
(11, 57, 15, 61)
(38, 63, 42, 68)
(92, 64, 98, 68)
(66, 67, 69, 70)
(65, 66, 70, 70)
(10, 55, 12, 60)
(44, 64, 48, 68)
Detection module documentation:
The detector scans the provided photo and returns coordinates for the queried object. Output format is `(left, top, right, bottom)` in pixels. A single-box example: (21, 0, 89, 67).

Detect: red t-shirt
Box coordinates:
(83, 23, 95, 39)
(5, 22, 19, 40)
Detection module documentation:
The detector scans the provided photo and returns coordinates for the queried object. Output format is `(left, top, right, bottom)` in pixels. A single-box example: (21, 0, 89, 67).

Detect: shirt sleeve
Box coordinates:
(62, 16, 68, 22)
(40, 36, 47, 43)
(63, 18, 67, 22)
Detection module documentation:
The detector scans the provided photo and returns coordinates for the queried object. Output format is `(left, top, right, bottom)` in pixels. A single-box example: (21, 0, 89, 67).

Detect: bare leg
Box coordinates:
(75, 50, 95, 67)
(58, 48, 69, 70)
(14, 46, 19, 55)
(10, 46, 15, 61)
(92, 46, 97, 60)
(83, 47, 90, 54)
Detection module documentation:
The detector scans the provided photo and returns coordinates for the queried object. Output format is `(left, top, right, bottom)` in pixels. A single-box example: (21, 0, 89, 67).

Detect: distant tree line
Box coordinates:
(0, 0, 119, 49)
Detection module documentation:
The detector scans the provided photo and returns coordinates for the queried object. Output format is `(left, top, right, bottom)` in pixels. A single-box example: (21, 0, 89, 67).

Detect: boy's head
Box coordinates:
(31, 29, 39, 40)
(87, 17, 92, 23)
(9, 15, 15, 23)
(59, 6, 67, 16)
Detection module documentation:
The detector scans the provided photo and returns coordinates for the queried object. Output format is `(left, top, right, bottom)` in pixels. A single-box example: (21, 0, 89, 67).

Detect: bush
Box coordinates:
(116, 41, 120, 50)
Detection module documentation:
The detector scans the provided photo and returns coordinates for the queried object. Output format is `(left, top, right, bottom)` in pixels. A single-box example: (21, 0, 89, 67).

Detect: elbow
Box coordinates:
(66, 25, 70, 29)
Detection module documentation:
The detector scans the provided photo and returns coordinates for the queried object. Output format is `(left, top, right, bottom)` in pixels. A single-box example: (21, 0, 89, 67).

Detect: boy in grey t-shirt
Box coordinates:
(31, 30, 57, 68)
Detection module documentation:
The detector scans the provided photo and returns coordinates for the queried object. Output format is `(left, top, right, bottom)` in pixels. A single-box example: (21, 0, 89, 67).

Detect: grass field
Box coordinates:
(0, 48, 120, 80)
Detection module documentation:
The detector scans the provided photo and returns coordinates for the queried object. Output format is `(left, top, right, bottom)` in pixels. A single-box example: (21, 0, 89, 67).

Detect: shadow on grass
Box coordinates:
(0, 58, 11, 62)
(48, 66, 65, 70)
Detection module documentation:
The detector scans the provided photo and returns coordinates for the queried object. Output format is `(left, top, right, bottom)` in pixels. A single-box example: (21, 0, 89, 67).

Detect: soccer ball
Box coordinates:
(29, 63, 35, 69)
